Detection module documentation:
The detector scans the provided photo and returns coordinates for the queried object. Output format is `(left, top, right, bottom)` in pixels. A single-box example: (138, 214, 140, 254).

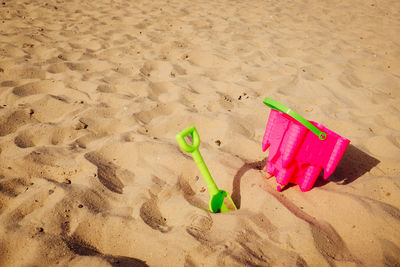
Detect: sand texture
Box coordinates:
(1, 0, 400, 266)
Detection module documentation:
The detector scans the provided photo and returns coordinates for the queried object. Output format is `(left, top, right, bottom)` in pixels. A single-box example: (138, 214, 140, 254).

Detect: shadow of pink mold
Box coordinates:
(262, 109, 350, 192)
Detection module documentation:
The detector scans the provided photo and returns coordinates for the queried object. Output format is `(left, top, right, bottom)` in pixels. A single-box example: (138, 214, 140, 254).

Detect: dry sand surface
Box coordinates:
(1, 0, 400, 266)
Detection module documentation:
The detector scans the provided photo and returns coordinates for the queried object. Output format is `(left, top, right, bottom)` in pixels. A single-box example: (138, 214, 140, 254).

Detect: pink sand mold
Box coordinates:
(262, 109, 350, 192)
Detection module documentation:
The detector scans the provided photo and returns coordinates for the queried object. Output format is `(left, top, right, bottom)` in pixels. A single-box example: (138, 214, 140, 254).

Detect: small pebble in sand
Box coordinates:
(78, 204, 83, 208)
(49, 189, 54, 194)
(200, 187, 206, 192)
(215, 140, 221, 146)
(37, 227, 44, 233)
(64, 179, 71, 184)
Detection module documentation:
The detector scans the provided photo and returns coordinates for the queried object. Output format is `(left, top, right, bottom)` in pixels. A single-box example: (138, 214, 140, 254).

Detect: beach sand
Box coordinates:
(0, 0, 399, 265)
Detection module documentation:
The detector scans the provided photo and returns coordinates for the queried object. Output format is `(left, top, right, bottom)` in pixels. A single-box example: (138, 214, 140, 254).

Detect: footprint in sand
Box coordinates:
(0, 109, 37, 136)
(22, 147, 88, 184)
(177, 176, 208, 210)
(139, 60, 176, 82)
(64, 236, 148, 267)
(29, 94, 73, 123)
(148, 82, 181, 102)
(96, 84, 117, 93)
(185, 213, 213, 244)
(225, 224, 307, 266)
(217, 92, 234, 110)
(133, 103, 177, 124)
(12, 80, 64, 97)
(0, 66, 46, 80)
(2, 181, 53, 231)
(14, 131, 36, 148)
(139, 193, 172, 233)
(14, 124, 72, 148)
(0, 178, 31, 213)
(57, 51, 84, 61)
(379, 239, 400, 266)
(68, 38, 104, 52)
(47, 62, 70, 74)
(84, 152, 134, 194)
(1, 80, 20, 87)
(187, 49, 229, 68)
(0, 44, 26, 58)
(264, 186, 359, 265)
(65, 60, 114, 73)
(71, 115, 133, 148)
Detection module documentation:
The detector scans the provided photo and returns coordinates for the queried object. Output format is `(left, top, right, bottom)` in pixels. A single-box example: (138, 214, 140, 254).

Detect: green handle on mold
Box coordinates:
(263, 98, 327, 141)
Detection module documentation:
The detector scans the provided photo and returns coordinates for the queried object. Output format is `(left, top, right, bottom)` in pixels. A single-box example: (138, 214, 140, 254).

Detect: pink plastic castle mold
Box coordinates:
(262, 109, 350, 192)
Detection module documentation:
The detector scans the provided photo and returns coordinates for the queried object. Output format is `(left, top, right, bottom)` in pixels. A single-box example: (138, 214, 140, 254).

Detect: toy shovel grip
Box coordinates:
(176, 126, 201, 152)
(263, 98, 327, 141)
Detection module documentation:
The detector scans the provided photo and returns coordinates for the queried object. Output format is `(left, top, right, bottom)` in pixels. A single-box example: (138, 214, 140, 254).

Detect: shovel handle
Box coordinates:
(176, 126, 200, 152)
(176, 126, 219, 195)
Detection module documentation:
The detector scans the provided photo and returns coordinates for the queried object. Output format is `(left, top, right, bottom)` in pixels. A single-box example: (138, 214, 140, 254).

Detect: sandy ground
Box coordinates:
(0, 0, 400, 266)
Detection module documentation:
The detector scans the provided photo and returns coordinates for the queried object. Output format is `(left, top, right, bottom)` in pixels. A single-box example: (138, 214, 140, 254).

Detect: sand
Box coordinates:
(0, 0, 399, 266)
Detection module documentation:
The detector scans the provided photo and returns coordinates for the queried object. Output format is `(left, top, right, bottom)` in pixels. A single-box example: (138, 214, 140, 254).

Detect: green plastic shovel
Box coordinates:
(176, 126, 237, 213)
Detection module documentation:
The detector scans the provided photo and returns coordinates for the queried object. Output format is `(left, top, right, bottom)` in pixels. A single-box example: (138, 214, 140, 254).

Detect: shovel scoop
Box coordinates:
(176, 126, 237, 213)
